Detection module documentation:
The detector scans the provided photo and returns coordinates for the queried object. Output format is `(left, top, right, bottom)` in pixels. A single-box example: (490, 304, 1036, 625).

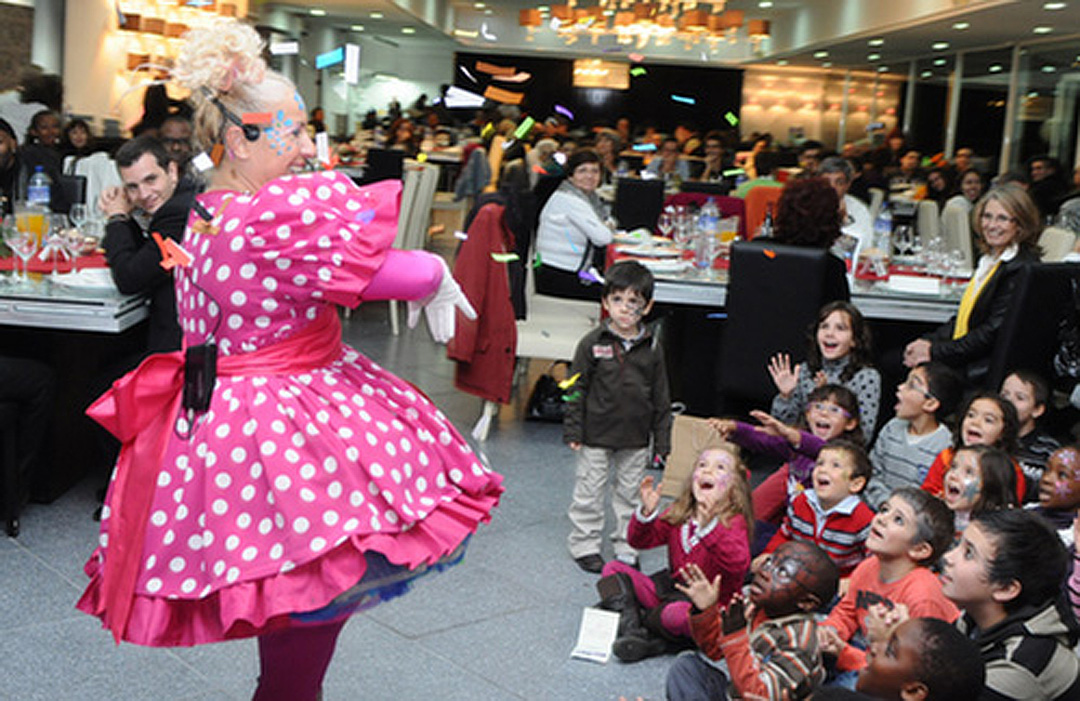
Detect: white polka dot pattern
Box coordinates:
(93, 173, 497, 603)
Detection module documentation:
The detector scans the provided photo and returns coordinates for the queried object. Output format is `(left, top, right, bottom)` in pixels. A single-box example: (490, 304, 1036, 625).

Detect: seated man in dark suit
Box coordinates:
(100, 135, 196, 354)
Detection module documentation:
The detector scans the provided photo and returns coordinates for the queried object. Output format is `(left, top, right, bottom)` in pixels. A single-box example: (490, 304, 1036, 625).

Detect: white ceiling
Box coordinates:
(262, 0, 1080, 79)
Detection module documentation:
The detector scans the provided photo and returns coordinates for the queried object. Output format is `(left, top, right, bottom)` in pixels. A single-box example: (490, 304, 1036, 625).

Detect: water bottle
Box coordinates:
(27, 166, 51, 210)
(872, 202, 892, 254)
(695, 197, 720, 271)
(759, 203, 774, 238)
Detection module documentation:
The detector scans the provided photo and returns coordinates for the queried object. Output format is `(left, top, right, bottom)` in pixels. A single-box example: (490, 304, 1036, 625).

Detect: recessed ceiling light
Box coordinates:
(868, 53, 881, 61)
(1033, 25, 1053, 33)
(921, 70, 933, 78)
(401, 27, 416, 34)
(759, 1, 774, 7)
(822, 61, 832, 68)
(351, 24, 365, 31)
(953, 21, 970, 30)
(877, 66, 889, 72)
(371, 12, 384, 19)
(777, 59, 789, 65)
(813, 51, 828, 58)
(932, 41, 950, 50)
(1041, 64, 1057, 72)
(934, 58, 947, 66)
(309, 8, 326, 16)
(988, 64, 1003, 72)
(1027, 90, 1040, 97)
(868, 38, 885, 47)
(1044, 2, 1067, 9)
(474, 2, 486, 8)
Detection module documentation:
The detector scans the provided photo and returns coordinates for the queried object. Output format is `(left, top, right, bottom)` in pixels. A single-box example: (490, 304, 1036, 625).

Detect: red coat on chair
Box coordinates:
(447, 203, 517, 404)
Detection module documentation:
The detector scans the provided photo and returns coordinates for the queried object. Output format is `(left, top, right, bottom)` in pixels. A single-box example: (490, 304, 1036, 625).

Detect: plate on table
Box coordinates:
(613, 230, 674, 246)
(636, 259, 690, 275)
(50, 268, 117, 291)
(615, 245, 681, 258)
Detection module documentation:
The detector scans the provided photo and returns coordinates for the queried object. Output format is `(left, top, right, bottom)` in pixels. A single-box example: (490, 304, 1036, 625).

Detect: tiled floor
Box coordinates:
(0, 301, 675, 701)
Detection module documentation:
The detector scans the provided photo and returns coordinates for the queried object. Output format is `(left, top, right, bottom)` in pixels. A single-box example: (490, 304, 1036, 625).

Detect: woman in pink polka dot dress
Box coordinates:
(77, 20, 502, 699)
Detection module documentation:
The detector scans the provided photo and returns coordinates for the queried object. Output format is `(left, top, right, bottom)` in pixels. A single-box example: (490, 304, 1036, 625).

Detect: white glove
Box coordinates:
(406, 255, 476, 343)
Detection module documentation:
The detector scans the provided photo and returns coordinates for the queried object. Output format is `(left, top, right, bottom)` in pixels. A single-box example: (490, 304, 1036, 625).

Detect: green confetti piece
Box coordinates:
(491, 252, 520, 263)
(630, 67, 647, 77)
(562, 390, 582, 403)
(724, 111, 739, 127)
(532, 252, 543, 269)
(513, 116, 535, 140)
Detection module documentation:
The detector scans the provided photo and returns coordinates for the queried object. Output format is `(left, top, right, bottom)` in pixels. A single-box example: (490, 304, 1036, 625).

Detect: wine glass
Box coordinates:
(657, 211, 674, 240)
(68, 203, 88, 231)
(5, 223, 36, 283)
(43, 214, 69, 277)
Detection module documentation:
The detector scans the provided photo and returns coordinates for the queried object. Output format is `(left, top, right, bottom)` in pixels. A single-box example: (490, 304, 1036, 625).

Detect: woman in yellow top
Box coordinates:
(904, 185, 1041, 385)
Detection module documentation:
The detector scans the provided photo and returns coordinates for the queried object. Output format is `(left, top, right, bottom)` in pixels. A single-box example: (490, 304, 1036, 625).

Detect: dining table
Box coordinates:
(0, 251, 151, 502)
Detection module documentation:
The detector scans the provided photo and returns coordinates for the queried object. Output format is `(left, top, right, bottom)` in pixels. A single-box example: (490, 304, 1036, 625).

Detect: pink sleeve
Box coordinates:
(360, 249, 442, 301)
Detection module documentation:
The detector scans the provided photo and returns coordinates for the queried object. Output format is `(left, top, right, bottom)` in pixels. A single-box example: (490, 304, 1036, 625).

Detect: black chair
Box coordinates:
(984, 262, 1080, 389)
(58, 174, 87, 205)
(681, 180, 732, 197)
(613, 177, 665, 231)
(717, 241, 848, 408)
(356, 148, 405, 185)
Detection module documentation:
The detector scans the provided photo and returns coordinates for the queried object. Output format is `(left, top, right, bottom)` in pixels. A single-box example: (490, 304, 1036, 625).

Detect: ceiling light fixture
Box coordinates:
(813, 50, 828, 58)
(371, 12, 384, 19)
(351, 24, 365, 32)
(868, 38, 884, 46)
(932, 41, 950, 50)
(933, 58, 947, 66)
(759, 0, 773, 7)
(921, 70, 933, 78)
(519, 2, 773, 52)
(988, 64, 1002, 72)
(310, 8, 326, 16)
(1033, 25, 1053, 33)
(952, 22, 970, 30)
(402, 27, 416, 34)
(1044, 2, 1066, 9)
(868, 53, 881, 61)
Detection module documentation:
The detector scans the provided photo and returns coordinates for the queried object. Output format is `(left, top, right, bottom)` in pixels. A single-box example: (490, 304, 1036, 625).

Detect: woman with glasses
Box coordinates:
(903, 185, 1041, 385)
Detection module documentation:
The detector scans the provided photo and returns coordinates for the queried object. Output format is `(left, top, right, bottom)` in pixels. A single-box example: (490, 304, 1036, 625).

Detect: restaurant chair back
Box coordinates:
(916, 200, 940, 244)
(940, 201, 975, 270)
(984, 262, 1080, 389)
(613, 177, 665, 231)
(719, 241, 840, 407)
(868, 188, 886, 222)
(743, 186, 783, 238)
(1037, 226, 1077, 262)
(58, 174, 87, 205)
(357, 148, 406, 185)
(386, 161, 440, 335)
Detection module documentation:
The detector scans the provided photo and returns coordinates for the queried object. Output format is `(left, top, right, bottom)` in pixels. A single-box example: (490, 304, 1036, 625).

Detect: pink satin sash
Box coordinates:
(87, 308, 343, 643)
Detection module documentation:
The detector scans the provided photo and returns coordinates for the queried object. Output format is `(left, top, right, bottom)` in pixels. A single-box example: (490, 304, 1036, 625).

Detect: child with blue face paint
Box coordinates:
(941, 445, 1018, 537)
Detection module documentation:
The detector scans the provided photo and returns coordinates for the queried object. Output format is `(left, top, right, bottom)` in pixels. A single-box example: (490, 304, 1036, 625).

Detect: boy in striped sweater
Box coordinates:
(759, 439, 875, 578)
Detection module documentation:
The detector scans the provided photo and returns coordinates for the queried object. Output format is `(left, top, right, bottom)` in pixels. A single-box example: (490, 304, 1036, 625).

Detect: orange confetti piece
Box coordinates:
(475, 61, 516, 77)
(763, 248, 776, 259)
(241, 112, 273, 124)
(210, 143, 225, 166)
(152, 232, 194, 270)
(483, 85, 523, 105)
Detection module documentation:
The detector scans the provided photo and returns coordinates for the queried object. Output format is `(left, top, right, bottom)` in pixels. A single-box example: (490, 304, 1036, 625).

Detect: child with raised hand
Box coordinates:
(1001, 369, 1062, 501)
(564, 260, 671, 573)
(865, 362, 963, 509)
(942, 509, 1080, 700)
(818, 487, 959, 685)
(1031, 446, 1080, 546)
(850, 617, 986, 701)
(941, 445, 1018, 536)
(769, 301, 881, 443)
(666, 541, 840, 701)
(597, 445, 753, 662)
(920, 391, 1024, 503)
(760, 439, 875, 578)
(713, 384, 863, 539)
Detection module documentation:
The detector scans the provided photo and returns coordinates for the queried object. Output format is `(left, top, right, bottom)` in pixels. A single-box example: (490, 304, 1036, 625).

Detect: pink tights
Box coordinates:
(253, 618, 348, 701)
(601, 561, 692, 638)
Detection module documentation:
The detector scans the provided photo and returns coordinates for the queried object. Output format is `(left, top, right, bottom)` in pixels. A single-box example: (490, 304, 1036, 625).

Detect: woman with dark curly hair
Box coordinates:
(773, 177, 843, 248)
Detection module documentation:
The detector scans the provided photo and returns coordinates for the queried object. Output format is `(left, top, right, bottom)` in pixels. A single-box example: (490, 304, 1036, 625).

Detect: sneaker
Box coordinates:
(574, 554, 605, 573)
(613, 633, 672, 662)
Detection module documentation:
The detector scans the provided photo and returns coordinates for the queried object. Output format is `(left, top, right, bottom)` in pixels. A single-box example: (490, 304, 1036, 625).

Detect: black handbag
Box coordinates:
(526, 361, 572, 422)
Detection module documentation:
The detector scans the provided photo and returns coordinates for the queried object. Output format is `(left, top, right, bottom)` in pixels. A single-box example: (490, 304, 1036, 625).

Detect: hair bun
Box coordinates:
(173, 18, 266, 96)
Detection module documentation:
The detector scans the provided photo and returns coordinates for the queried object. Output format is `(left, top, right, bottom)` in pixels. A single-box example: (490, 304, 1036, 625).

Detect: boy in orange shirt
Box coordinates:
(818, 487, 959, 686)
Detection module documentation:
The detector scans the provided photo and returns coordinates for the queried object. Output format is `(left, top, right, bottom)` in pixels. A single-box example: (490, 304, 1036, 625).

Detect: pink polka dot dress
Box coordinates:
(78, 172, 503, 647)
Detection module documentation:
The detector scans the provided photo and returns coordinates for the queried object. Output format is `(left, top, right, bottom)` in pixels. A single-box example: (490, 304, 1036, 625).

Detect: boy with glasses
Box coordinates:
(864, 363, 962, 509)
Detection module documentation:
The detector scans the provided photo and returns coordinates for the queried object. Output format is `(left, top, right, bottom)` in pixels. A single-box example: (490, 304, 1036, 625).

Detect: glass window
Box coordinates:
(1008, 40, 1080, 174)
(957, 48, 1012, 169)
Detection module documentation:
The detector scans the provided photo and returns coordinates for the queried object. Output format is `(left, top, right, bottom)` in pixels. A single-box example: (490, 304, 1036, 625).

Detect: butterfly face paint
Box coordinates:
(1039, 447, 1080, 510)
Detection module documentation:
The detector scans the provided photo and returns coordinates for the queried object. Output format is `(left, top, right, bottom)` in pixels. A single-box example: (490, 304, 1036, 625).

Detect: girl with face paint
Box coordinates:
(942, 445, 1018, 536)
(595, 445, 754, 662)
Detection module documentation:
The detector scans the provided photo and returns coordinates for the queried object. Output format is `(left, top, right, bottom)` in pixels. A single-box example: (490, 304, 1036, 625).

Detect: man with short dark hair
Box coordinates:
(100, 135, 195, 352)
(158, 115, 194, 174)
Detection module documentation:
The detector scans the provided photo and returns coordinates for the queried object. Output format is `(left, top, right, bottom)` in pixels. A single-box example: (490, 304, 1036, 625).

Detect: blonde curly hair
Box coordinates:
(173, 18, 296, 153)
